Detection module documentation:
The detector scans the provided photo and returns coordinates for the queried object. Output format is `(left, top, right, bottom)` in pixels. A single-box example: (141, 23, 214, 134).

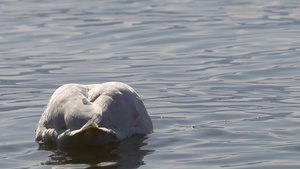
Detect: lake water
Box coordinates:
(1, 0, 300, 168)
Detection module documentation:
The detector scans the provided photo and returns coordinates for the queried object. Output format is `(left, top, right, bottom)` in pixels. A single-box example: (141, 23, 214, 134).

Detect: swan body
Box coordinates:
(35, 82, 153, 146)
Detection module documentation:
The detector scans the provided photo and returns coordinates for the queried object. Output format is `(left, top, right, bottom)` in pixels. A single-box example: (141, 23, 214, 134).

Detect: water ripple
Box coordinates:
(1, 0, 300, 168)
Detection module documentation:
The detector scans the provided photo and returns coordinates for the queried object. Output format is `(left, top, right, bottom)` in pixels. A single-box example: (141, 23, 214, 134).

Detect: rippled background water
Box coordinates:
(1, 0, 300, 168)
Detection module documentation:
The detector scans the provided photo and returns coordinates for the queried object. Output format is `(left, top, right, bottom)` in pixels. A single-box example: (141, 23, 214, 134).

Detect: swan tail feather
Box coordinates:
(59, 121, 118, 146)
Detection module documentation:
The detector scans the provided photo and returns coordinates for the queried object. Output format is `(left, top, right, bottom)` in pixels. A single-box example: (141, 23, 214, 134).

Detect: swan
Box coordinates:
(35, 82, 153, 146)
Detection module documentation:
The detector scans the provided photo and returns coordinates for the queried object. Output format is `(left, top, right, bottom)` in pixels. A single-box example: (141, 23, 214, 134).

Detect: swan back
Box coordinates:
(35, 82, 153, 146)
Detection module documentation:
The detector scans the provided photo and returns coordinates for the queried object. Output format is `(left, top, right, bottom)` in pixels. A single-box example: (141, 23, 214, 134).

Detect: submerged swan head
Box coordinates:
(35, 82, 153, 147)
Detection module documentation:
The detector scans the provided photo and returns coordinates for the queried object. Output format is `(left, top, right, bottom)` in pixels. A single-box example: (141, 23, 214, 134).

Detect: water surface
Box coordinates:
(1, 0, 300, 168)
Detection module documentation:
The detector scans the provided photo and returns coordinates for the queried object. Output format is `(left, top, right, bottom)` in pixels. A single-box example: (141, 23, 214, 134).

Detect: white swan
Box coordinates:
(35, 82, 153, 146)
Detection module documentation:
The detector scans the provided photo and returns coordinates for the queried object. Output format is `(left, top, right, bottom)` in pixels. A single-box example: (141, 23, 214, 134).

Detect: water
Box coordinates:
(1, 0, 300, 168)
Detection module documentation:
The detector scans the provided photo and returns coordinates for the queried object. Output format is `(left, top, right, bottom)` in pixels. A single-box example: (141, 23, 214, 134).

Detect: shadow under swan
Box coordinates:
(40, 135, 154, 168)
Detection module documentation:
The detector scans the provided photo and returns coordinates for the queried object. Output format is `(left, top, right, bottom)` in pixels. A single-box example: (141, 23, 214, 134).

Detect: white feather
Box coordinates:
(35, 82, 153, 146)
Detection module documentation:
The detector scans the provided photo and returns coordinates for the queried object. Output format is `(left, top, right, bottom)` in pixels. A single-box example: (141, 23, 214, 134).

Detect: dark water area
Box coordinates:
(1, 0, 300, 168)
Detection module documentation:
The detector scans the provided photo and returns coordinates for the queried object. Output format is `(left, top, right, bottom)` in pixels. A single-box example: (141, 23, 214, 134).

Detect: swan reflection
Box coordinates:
(40, 136, 153, 168)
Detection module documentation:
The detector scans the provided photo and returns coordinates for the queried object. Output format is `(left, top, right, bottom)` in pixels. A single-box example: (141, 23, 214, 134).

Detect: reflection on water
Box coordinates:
(40, 136, 153, 168)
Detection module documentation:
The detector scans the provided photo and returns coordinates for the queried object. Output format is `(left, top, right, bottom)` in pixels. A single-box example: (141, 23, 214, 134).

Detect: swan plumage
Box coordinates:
(35, 82, 153, 146)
